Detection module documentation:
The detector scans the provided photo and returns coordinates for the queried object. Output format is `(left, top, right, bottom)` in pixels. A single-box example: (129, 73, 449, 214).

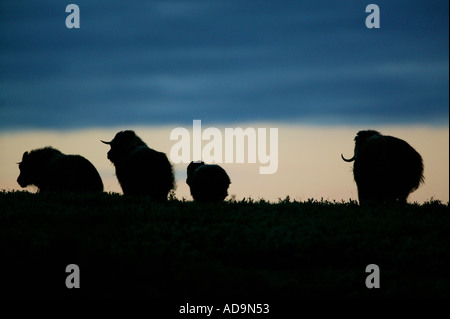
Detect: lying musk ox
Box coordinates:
(341, 130, 424, 205)
(186, 161, 231, 202)
(102, 130, 174, 200)
(17, 147, 104, 192)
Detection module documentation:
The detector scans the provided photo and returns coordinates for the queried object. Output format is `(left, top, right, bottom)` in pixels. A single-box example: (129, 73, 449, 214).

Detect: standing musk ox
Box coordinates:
(341, 130, 424, 205)
(186, 161, 231, 202)
(102, 130, 174, 200)
(17, 147, 104, 193)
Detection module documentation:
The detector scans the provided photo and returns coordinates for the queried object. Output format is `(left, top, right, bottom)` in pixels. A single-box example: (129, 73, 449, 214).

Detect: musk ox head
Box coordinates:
(341, 130, 381, 162)
(17, 147, 62, 188)
(101, 130, 147, 164)
(17, 151, 32, 187)
(186, 161, 207, 183)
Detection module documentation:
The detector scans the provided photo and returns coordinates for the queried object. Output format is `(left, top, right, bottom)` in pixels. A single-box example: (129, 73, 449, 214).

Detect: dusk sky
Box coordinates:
(0, 0, 448, 202)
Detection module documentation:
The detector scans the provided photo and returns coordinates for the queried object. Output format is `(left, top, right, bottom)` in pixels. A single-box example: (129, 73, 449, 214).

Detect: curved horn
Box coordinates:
(341, 153, 355, 162)
(101, 140, 112, 145)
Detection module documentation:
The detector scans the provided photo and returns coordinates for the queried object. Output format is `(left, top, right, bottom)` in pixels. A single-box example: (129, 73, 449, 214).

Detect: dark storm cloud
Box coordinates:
(0, 0, 448, 130)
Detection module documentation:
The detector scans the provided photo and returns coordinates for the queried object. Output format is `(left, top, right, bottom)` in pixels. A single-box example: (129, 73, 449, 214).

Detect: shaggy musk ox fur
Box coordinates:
(186, 161, 231, 202)
(102, 130, 174, 200)
(341, 130, 424, 205)
(17, 147, 103, 193)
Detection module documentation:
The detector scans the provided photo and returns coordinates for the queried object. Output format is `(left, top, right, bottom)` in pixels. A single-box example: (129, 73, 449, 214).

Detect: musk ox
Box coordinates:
(186, 161, 231, 202)
(17, 147, 104, 193)
(101, 130, 174, 200)
(341, 130, 424, 205)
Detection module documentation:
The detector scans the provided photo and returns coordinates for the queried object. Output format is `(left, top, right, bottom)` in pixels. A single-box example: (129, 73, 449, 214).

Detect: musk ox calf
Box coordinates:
(341, 130, 424, 205)
(186, 161, 231, 202)
(102, 130, 174, 200)
(17, 147, 104, 193)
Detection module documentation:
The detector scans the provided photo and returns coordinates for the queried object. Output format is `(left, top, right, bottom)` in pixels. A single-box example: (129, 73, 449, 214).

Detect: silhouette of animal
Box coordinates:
(341, 130, 424, 205)
(186, 161, 231, 202)
(17, 147, 103, 193)
(102, 130, 174, 200)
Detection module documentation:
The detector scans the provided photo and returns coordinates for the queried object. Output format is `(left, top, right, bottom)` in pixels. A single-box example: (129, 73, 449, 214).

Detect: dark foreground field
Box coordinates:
(0, 191, 448, 300)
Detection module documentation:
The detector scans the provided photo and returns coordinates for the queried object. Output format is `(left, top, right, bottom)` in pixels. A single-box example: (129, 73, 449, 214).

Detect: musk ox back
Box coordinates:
(102, 130, 174, 200)
(341, 130, 424, 205)
(17, 147, 104, 193)
(186, 161, 231, 202)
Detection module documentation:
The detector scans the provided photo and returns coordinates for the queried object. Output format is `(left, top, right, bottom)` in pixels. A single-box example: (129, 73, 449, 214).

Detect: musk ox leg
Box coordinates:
(396, 191, 409, 204)
(357, 184, 387, 206)
(356, 185, 371, 206)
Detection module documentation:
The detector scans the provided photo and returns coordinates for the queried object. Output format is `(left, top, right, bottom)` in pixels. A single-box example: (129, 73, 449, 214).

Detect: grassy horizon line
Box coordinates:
(0, 190, 448, 299)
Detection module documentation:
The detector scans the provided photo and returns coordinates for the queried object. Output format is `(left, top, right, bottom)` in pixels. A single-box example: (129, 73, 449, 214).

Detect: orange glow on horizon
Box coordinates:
(0, 124, 448, 203)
